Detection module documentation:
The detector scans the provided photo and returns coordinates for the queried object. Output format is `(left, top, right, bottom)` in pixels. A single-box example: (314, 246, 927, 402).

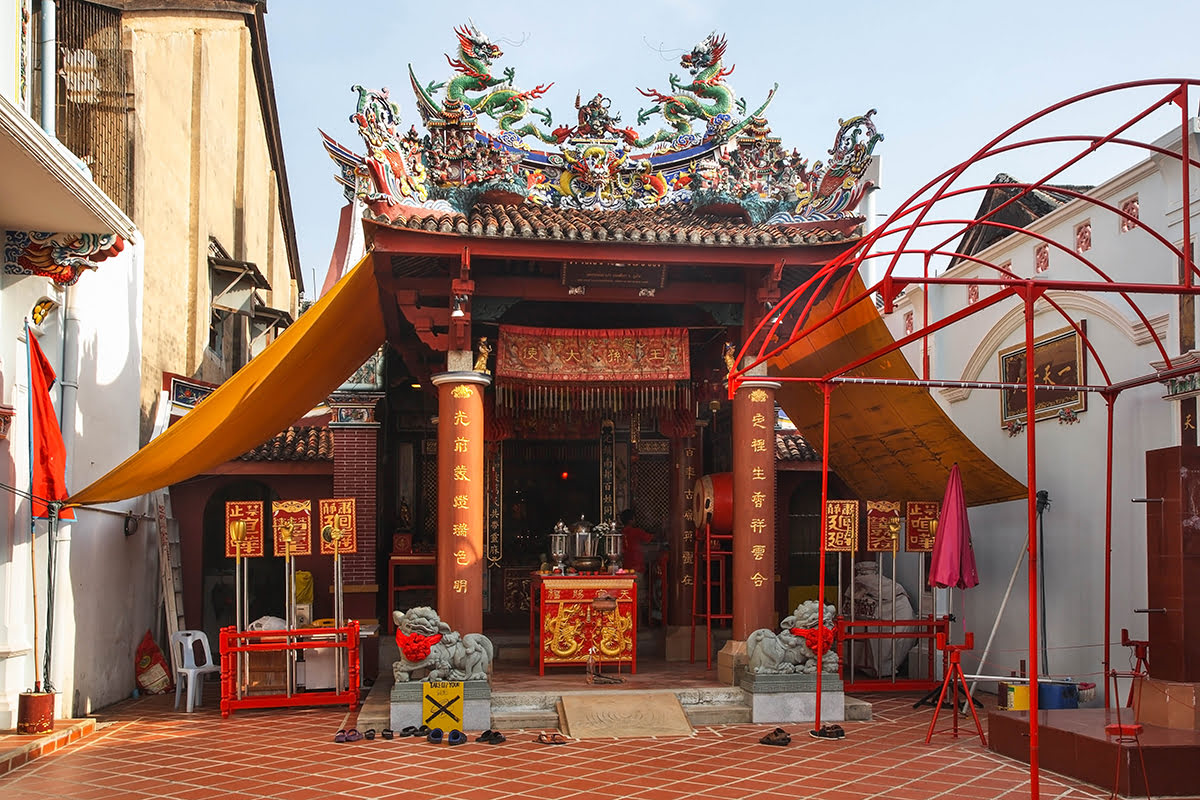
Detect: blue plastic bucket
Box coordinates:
(1037, 682, 1079, 709)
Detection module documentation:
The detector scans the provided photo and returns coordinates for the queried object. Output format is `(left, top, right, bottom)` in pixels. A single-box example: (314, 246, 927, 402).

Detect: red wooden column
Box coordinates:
(432, 371, 492, 634)
(731, 379, 780, 639)
(328, 391, 384, 621)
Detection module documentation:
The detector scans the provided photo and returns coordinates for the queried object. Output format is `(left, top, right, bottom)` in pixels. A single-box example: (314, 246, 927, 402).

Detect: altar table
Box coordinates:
(528, 574, 637, 675)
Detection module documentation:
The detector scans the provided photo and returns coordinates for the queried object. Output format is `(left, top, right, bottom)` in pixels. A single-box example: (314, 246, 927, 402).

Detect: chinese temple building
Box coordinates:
(317, 25, 888, 644)
(71, 25, 1021, 666)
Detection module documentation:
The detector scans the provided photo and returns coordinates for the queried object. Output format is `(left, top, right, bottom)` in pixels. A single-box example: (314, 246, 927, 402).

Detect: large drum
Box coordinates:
(692, 472, 734, 534)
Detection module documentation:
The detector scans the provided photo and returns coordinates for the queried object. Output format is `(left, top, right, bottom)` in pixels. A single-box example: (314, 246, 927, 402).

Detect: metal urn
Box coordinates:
(567, 515, 604, 571)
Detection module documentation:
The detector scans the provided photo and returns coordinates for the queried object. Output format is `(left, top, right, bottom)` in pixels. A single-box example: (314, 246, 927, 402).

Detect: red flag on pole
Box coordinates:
(28, 332, 74, 520)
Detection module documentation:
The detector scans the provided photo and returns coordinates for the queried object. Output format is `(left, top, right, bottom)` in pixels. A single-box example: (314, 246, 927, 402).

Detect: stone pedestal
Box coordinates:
(740, 673, 845, 723)
(390, 679, 492, 731)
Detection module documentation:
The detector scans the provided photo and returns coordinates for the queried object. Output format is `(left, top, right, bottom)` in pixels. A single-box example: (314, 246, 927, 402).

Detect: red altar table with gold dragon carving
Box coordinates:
(528, 574, 637, 675)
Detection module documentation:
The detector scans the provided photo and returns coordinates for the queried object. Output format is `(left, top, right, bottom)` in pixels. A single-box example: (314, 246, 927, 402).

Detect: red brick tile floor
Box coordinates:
(0, 689, 1166, 799)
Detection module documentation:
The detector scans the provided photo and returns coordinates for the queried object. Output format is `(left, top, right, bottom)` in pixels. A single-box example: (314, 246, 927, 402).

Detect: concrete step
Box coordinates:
(685, 703, 752, 725)
(490, 685, 754, 729)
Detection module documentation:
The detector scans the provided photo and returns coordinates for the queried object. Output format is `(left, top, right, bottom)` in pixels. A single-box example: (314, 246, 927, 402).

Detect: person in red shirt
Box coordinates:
(620, 508, 653, 573)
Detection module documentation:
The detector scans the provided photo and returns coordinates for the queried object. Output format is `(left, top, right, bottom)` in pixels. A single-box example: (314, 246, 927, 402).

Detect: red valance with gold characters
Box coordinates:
(496, 325, 689, 383)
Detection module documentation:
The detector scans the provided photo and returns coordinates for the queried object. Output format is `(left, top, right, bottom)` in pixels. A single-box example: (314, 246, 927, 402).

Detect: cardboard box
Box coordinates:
(1132, 676, 1200, 730)
(717, 640, 748, 686)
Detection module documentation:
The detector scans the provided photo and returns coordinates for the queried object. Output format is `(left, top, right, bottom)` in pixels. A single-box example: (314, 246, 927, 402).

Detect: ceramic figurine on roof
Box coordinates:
(409, 22, 557, 146)
(634, 32, 776, 150)
(323, 26, 881, 226)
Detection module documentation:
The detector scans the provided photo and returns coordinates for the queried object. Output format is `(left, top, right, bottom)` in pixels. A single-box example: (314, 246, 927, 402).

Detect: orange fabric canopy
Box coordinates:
(69, 255, 386, 505)
(769, 275, 1025, 506)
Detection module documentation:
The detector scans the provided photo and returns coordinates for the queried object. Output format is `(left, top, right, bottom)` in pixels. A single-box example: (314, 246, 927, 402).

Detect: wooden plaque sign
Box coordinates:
(905, 501, 940, 552)
(823, 500, 859, 553)
(318, 498, 358, 555)
(866, 500, 902, 552)
(225, 500, 264, 558)
(272, 500, 312, 556)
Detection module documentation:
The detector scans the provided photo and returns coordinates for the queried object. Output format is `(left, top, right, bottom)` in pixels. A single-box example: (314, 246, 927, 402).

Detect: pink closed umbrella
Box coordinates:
(928, 463, 979, 590)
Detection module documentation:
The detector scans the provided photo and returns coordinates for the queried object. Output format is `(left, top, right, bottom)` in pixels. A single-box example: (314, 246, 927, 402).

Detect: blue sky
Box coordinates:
(264, 0, 1198, 295)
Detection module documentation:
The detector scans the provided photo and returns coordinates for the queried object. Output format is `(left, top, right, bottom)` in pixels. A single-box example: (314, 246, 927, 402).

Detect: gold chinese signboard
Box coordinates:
(272, 500, 312, 556)
(905, 501, 940, 552)
(225, 501, 264, 557)
(999, 322, 1087, 426)
(318, 498, 358, 555)
(865, 500, 902, 552)
(823, 500, 859, 552)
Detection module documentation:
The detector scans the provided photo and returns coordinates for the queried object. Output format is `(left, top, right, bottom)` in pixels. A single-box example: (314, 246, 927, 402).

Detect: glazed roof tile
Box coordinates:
(776, 432, 819, 462)
(369, 203, 857, 248)
(238, 426, 333, 462)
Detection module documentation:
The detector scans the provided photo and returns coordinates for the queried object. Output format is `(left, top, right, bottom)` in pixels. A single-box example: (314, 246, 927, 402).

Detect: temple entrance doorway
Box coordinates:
(487, 439, 601, 632)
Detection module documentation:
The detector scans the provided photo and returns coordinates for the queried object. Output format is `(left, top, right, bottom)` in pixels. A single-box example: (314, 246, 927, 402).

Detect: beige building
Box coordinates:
(121, 1, 300, 441)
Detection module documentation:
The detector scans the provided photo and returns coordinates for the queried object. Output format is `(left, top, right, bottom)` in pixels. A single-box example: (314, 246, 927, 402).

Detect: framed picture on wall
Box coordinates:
(999, 321, 1087, 426)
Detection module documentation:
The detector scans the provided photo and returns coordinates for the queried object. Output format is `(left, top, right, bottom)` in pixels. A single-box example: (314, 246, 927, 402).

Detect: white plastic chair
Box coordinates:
(171, 630, 220, 712)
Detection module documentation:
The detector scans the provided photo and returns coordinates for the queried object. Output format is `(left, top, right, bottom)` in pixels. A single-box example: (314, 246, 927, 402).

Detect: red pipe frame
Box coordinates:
(729, 81, 1200, 799)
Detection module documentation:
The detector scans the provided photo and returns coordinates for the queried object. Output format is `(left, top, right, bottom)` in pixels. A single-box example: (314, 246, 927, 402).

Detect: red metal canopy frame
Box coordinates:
(730, 80, 1200, 797)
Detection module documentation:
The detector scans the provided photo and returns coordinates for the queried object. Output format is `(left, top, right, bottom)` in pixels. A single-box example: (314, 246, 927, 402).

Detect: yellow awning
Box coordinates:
(69, 254, 385, 505)
(770, 274, 1025, 506)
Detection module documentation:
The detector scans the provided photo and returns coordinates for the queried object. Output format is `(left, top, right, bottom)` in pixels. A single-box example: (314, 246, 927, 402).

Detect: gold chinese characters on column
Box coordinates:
(905, 501, 940, 552)
(745, 387, 772, 590)
(225, 501, 264, 557)
(823, 500, 859, 552)
(865, 500, 901, 552)
(451, 383, 475, 594)
(318, 498, 358, 555)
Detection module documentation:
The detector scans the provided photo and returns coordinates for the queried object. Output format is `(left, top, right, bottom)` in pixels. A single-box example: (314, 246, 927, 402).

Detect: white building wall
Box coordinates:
(883, 131, 1198, 695)
(0, 235, 148, 726)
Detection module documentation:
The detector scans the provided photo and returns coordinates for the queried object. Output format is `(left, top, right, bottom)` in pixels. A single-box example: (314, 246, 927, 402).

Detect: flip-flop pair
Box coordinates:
(759, 727, 791, 746)
(426, 728, 467, 745)
(536, 732, 570, 745)
(475, 729, 506, 744)
(809, 723, 846, 740)
(333, 728, 363, 743)
(398, 725, 429, 737)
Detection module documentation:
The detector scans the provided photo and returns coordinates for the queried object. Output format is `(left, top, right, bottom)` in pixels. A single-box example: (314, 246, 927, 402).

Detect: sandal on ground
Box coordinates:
(344, 728, 362, 742)
(381, 728, 394, 740)
(333, 728, 347, 743)
(364, 728, 376, 740)
(485, 731, 506, 744)
(475, 729, 496, 742)
(398, 726, 417, 737)
(536, 732, 570, 745)
(759, 727, 791, 746)
(448, 730, 467, 746)
(426, 727, 444, 744)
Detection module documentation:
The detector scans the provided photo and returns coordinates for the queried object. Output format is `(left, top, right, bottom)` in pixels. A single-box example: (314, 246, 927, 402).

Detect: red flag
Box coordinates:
(28, 333, 74, 520)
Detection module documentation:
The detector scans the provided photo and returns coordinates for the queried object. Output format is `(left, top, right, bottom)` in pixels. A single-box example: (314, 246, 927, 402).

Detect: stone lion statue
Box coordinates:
(392, 606, 494, 682)
(746, 600, 840, 674)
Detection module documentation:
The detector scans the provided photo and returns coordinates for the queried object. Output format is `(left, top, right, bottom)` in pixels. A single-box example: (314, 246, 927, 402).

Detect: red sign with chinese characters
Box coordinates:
(225, 500, 264, 557)
(272, 500, 312, 556)
(823, 500, 859, 552)
(495, 325, 689, 382)
(318, 498, 358, 555)
(866, 500, 902, 552)
(905, 501, 940, 552)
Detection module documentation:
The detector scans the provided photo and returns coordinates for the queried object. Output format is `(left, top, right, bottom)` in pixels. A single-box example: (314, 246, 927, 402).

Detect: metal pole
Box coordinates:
(1023, 284, 1042, 800)
(1102, 392, 1117, 708)
(891, 532, 897, 683)
(815, 382, 833, 734)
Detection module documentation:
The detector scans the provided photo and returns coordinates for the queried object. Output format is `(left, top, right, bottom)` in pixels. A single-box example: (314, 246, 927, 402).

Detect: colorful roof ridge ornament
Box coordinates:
(324, 25, 881, 226)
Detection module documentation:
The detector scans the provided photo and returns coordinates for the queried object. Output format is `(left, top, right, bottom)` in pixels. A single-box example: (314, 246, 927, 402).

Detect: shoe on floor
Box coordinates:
(759, 727, 791, 746)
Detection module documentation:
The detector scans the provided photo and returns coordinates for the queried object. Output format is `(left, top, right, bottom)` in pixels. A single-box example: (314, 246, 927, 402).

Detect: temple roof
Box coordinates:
(366, 203, 858, 248)
(776, 432, 819, 462)
(237, 425, 333, 462)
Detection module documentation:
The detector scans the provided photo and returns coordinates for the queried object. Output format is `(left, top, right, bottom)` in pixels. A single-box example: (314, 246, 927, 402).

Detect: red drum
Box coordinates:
(693, 473, 734, 534)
